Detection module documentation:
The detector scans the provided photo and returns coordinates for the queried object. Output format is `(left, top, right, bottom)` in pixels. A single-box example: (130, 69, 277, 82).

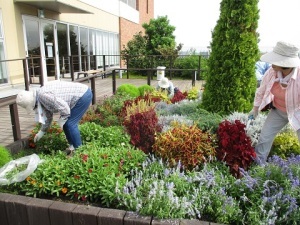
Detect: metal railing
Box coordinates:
(0, 55, 206, 143)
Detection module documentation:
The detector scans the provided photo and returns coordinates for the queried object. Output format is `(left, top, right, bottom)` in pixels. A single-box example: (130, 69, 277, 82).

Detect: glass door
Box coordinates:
(23, 16, 59, 84)
(41, 21, 57, 81)
(23, 17, 42, 84)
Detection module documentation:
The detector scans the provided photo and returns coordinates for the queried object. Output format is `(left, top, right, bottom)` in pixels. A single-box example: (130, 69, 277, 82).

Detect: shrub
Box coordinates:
(138, 84, 155, 96)
(170, 89, 187, 103)
(201, 0, 259, 114)
(270, 131, 300, 159)
(116, 84, 140, 97)
(79, 122, 131, 148)
(123, 99, 162, 154)
(81, 93, 133, 127)
(0, 145, 12, 167)
(217, 120, 256, 178)
(153, 124, 217, 170)
(187, 86, 201, 100)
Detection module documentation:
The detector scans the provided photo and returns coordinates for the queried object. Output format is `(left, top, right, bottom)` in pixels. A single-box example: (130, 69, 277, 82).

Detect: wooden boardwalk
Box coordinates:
(0, 77, 203, 147)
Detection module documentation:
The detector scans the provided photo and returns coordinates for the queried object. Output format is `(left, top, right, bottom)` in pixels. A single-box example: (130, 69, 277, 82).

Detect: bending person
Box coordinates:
(16, 81, 92, 156)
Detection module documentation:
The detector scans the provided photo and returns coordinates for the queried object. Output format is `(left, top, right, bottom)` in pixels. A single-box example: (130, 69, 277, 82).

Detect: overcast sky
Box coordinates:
(154, 0, 300, 52)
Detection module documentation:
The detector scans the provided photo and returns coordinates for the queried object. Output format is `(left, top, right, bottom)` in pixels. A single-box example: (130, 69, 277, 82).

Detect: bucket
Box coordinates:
(156, 66, 166, 80)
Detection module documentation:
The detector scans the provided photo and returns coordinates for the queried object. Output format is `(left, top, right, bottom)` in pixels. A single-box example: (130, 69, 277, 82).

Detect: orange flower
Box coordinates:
(61, 187, 68, 194)
(26, 177, 31, 181)
(56, 180, 61, 186)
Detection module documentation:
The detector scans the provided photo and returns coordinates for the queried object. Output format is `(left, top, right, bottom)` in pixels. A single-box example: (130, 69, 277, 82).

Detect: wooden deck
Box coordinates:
(0, 77, 204, 147)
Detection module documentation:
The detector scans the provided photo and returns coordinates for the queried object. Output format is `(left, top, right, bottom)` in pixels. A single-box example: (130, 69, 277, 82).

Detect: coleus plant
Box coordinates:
(123, 98, 162, 154)
(217, 120, 256, 178)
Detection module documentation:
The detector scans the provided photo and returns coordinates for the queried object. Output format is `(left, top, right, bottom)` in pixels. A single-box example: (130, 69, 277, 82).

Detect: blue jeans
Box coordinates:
(63, 88, 92, 148)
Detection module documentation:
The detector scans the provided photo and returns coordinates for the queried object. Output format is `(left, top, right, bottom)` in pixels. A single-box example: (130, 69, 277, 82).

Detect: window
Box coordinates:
(0, 10, 7, 84)
(120, 0, 136, 9)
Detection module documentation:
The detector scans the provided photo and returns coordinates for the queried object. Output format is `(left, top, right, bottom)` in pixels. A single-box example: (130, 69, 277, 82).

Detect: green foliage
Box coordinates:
(189, 111, 223, 134)
(0, 146, 12, 167)
(121, 16, 180, 69)
(187, 86, 201, 100)
(173, 53, 206, 79)
(81, 93, 133, 127)
(143, 16, 177, 56)
(138, 84, 154, 96)
(153, 124, 217, 170)
(201, 0, 260, 115)
(116, 84, 140, 97)
(79, 122, 131, 148)
(12, 146, 146, 206)
(120, 31, 149, 69)
(29, 123, 68, 154)
(270, 131, 300, 159)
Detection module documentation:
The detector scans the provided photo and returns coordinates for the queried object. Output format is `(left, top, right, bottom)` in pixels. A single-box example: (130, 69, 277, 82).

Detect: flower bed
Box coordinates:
(1, 86, 300, 225)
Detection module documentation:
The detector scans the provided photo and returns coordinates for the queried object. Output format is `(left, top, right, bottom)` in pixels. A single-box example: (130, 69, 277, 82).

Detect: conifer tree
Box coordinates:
(201, 0, 260, 115)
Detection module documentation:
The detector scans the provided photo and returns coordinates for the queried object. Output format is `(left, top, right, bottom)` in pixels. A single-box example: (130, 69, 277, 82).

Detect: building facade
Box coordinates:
(0, 0, 153, 88)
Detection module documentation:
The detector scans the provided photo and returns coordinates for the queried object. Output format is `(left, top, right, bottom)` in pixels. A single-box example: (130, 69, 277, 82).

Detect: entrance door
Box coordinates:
(41, 21, 58, 81)
(23, 16, 59, 84)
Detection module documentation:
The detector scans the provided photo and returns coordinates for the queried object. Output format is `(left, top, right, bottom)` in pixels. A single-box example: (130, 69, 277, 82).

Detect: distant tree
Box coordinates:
(143, 16, 178, 56)
(120, 32, 148, 68)
(121, 16, 182, 69)
(201, 0, 260, 115)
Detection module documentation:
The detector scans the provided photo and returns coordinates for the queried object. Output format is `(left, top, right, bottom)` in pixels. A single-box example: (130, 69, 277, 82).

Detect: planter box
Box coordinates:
(0, 193, 225, 225)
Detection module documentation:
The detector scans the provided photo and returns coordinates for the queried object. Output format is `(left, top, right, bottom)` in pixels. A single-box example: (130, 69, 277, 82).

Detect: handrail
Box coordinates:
(1, 55, 206, 143)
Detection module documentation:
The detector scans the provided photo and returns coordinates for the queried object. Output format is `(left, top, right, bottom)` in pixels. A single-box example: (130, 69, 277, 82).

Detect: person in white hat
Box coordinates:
(156, 77, 175, 97)
(248, 41, 300, 165)
(16, 81, 92, 156)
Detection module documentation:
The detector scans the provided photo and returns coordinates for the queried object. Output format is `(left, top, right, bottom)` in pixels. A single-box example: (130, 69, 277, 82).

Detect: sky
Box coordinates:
(154, 0, 300, 52)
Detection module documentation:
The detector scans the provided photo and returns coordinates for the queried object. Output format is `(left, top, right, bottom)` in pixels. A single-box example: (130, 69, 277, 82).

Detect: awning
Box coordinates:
(14, 0, 93, 14)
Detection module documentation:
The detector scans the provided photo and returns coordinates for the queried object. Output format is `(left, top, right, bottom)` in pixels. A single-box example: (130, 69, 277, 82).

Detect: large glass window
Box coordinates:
(69, 25, 79, 71)
(79, 27, 88, 71)
(57, 23, 69, 75)
(0, 10, 8, 84)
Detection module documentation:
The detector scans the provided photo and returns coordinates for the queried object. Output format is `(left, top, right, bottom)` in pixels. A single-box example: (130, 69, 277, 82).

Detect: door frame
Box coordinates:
(22, 15, 60, 83)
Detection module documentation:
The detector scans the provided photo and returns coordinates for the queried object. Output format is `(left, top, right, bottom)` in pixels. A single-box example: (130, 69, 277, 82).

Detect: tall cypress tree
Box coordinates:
(201, 0, 260, 115)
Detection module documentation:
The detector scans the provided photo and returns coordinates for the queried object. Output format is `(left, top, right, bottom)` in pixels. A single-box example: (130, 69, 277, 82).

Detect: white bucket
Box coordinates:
(157, 66, 166, 80)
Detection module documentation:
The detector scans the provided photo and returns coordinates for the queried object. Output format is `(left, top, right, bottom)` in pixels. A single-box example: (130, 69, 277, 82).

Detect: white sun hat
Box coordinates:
(16, 90, 36, 114)
(260, 41, 300, 67)
(158, 77, 170, 89)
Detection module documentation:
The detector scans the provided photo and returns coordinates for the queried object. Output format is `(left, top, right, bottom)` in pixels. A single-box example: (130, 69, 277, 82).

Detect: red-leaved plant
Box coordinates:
(122, 98, 162, 154)
(217, 120, 256, 178)
(170, 90, 188, 103)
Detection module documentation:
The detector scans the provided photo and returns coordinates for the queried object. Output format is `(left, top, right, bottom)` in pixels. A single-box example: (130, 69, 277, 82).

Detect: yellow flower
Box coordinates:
(39, 183, 43, 188)
(31, 180, 36, 185)
(26, 177, 31, 181)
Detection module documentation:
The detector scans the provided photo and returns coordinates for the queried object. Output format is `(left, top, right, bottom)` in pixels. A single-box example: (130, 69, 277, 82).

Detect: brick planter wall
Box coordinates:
(0, 193, 224, 225)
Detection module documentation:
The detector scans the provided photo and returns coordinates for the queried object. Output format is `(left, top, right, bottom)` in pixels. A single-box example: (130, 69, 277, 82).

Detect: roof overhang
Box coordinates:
(14, 0, 93, 14)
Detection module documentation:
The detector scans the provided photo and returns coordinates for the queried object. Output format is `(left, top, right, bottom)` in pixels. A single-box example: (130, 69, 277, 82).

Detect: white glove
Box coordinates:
(248, 107, 258, 120)
(57, 117, 68, 128)
(34, 130, 45, 143)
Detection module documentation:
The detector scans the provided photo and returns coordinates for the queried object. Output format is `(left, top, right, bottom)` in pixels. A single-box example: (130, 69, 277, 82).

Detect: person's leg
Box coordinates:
(63, 88, 92, 148)
(255, 109, 288, 164)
